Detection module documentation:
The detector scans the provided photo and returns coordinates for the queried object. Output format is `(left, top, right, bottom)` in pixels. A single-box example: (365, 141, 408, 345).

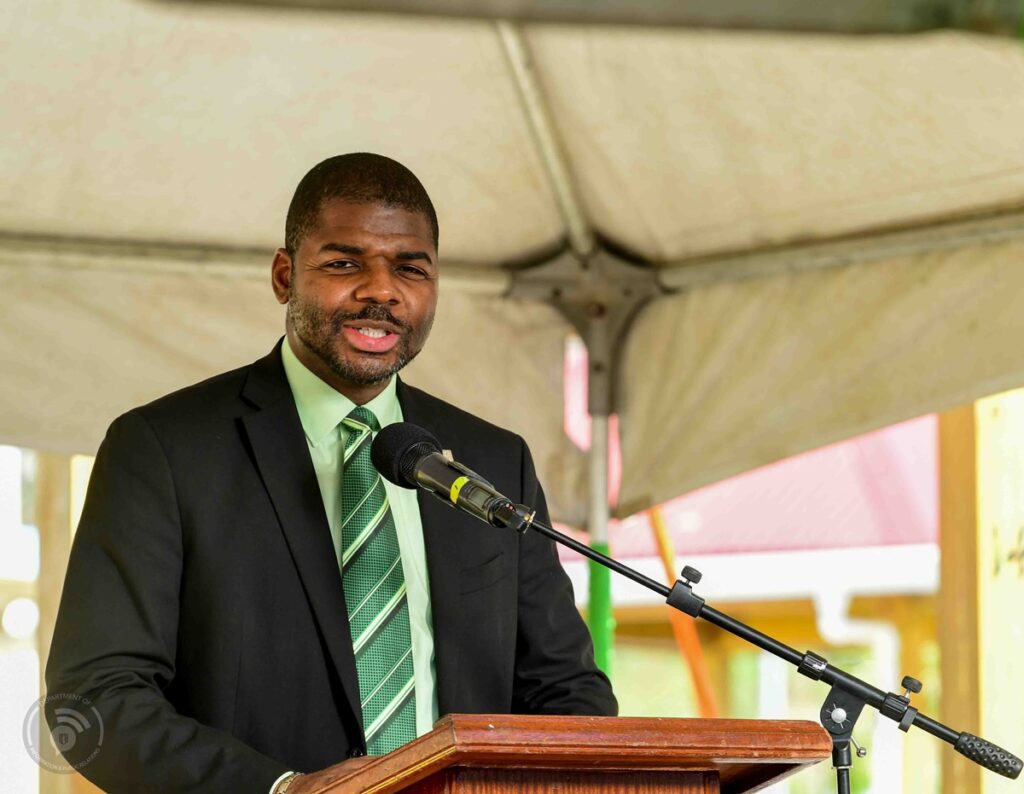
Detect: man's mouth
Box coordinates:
(342, 324, 401, 353)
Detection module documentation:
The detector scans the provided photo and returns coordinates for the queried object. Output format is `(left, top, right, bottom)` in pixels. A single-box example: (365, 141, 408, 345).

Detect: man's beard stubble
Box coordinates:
(287, 292, 433, 386)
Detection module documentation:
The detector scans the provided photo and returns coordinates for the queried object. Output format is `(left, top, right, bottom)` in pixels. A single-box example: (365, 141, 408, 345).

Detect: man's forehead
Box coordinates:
(312, 200, 433, 244)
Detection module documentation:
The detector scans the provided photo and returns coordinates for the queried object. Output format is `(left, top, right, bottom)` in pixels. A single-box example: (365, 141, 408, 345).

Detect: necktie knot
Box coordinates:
(344, 406, 380, 434)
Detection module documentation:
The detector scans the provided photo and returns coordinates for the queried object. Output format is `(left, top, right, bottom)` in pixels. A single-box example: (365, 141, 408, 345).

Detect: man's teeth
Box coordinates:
(355, 327, 388, 339)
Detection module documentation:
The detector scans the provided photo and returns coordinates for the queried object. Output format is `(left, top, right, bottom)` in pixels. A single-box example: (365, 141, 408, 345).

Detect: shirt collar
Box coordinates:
(281, 338, 401, 448)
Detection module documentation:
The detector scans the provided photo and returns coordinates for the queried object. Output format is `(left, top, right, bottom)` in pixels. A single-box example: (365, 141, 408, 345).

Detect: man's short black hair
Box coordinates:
(285, 153, 439, 256)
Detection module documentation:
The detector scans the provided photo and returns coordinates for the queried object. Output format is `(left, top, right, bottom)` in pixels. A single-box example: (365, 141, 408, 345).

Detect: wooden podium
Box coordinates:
(305, 714, 832, 793)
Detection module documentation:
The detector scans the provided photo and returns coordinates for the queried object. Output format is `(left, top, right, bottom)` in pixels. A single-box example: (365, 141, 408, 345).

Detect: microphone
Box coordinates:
(371, 422, 516, 527)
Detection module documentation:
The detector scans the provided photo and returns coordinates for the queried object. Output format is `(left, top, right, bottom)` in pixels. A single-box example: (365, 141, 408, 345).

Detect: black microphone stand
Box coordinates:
(485, 501, 1023, 793)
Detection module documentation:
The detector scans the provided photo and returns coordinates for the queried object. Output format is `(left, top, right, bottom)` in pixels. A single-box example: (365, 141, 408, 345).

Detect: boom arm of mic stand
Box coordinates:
(491, 501, 1023, 784)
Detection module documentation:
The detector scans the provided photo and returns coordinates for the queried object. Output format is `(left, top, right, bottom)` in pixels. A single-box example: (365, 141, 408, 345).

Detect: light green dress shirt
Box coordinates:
(280, 339, 439, 740)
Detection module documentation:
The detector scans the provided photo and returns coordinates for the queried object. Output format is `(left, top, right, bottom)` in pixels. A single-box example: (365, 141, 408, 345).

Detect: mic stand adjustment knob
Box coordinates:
(902, 676, 923, 697)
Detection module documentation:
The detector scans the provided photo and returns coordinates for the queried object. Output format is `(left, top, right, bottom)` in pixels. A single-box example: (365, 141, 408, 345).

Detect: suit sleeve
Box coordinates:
(45, 411, 288, 793)
(509, 436, 618, 716)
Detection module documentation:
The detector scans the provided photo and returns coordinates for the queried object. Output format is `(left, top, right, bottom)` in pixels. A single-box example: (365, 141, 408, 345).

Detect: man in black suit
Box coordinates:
(46, 153, 616, 793)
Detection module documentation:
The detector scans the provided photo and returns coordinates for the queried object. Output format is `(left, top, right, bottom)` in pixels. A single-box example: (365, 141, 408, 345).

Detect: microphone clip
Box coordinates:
(490, 502, 537, 534)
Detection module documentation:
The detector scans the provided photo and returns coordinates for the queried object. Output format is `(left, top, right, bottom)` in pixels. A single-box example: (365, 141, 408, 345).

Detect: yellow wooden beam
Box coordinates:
(35, 453, 73, 794)
(35, 454, 107, 794)
(939, 394, 1024, 794)
(939, 405, 981, 793)
(973, 393, 1024, 794)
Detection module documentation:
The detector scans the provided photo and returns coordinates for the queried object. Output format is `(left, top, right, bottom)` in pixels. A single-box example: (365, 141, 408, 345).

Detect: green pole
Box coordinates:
(588, 548, 615, 674)
(586, 415, 615, 676)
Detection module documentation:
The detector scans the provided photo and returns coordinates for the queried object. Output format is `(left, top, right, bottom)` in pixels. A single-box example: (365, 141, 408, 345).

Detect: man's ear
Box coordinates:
(271, 248, 292, 305)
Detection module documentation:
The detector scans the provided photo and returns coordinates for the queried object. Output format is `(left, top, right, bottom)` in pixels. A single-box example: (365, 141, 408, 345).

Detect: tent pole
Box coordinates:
(497, 17, 668, 681)
(588, 412, 614, 676)
(495, 21, 594, 258)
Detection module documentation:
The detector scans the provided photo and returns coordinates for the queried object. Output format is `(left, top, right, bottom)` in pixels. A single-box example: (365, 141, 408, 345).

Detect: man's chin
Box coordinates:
(329, 353, 403, 387)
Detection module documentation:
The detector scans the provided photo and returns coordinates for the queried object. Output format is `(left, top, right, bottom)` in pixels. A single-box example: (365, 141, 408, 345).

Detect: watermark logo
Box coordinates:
(23, 693, 104, 774)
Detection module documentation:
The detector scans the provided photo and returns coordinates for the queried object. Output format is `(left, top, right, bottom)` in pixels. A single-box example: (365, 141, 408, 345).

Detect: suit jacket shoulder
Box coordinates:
(397, 380, 523, 445)
(130, 355, 266, 427)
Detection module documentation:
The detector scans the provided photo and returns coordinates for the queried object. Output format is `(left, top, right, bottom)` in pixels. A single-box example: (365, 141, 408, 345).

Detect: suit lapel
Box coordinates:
(239, 345, 363, 729)
(396, 378, 464, 716)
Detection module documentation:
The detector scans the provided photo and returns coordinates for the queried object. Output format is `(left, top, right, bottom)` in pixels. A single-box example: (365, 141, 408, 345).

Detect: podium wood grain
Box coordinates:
(305, 714, 831, 794)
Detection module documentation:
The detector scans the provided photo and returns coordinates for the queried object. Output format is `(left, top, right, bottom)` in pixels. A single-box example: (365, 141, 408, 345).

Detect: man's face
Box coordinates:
(272, 200, 438, 398)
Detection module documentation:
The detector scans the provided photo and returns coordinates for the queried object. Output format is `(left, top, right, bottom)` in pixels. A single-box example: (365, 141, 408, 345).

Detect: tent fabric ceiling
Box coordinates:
(6, 3, 1024, 262)
(0, 264, 283, 455)
(4, 0, 1024, 525)
(527, 28, 1024, 260)
(618, 243, 1024, 517)
(2, 2, 564, 263)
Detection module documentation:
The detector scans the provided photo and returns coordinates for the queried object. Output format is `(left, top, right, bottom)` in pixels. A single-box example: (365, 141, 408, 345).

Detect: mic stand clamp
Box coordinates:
(666, 566, 706, 618)
(818, 683, 868, 794)
(488, 501, 536, 534)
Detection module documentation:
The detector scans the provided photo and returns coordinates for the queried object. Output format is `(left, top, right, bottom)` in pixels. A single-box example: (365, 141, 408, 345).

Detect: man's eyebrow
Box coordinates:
(318, 243, 364, 256)
(396, 251, 434, 265)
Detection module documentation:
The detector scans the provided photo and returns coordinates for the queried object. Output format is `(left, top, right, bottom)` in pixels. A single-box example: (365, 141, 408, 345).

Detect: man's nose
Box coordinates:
(353, 262, 399, 304)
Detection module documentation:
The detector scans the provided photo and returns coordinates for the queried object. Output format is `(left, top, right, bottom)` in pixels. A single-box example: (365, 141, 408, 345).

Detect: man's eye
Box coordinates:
(398, 265, 428, 279)
(323, 260, 357, 270)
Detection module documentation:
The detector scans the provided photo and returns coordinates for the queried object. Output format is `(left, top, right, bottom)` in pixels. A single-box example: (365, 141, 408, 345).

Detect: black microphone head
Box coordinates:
(371, 422, 442, 488)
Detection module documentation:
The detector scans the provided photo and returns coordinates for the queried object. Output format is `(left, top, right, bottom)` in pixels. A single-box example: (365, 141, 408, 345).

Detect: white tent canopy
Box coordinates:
(3, 0, 1024, 524)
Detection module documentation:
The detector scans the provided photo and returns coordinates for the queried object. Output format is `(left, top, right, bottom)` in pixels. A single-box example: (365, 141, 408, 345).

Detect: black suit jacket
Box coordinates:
(45, 343, 616, 793)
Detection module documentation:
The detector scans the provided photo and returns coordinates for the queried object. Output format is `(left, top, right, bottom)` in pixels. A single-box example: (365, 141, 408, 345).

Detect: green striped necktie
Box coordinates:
(339, 407, 416, 755)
